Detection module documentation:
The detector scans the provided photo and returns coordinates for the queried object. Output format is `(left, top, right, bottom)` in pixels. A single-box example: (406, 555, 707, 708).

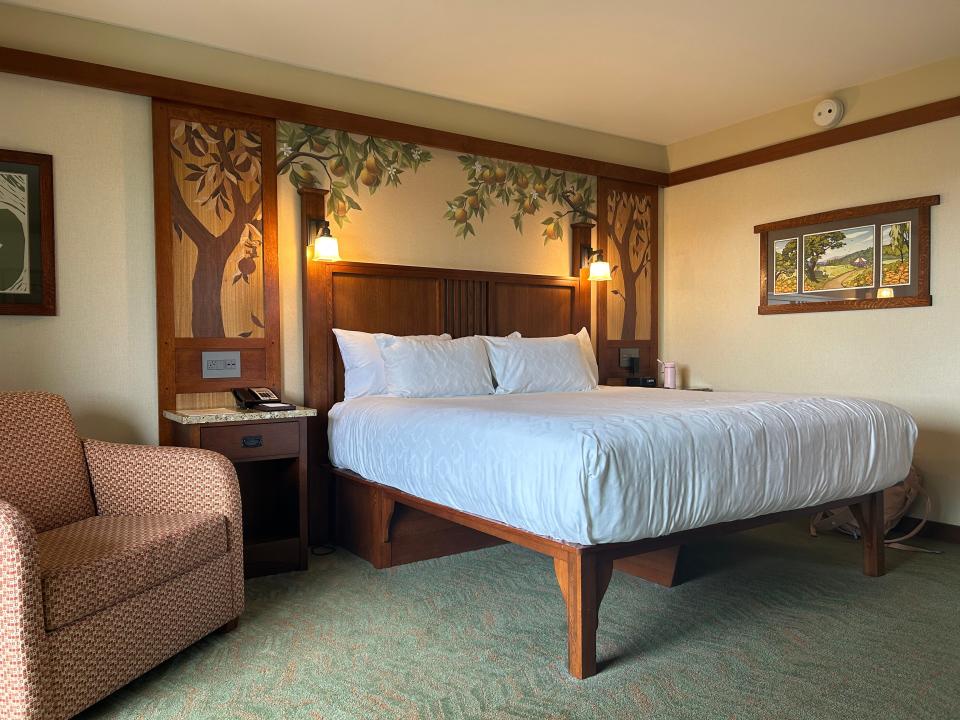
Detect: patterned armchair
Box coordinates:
(0, 392, 244, 720)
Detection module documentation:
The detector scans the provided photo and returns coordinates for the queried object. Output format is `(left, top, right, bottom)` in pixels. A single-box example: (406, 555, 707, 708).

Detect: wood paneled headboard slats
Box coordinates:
(303, 260, 589, 419)
(444, 279, 488, 337)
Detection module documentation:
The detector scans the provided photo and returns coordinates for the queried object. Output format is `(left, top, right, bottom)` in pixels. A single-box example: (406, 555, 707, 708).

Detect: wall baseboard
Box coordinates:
(896, 518, 960, 544)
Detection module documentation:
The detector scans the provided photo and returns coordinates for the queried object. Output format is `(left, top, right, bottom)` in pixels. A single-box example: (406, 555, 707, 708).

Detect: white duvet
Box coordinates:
(328, 387, 917, 545)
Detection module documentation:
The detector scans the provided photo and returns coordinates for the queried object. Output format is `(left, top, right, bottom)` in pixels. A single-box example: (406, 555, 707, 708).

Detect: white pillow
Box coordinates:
(333, 329, 450, 399)
(481, 335, 597, 394)
(575, 327, 599, 384)
(377, 335, 495, 397)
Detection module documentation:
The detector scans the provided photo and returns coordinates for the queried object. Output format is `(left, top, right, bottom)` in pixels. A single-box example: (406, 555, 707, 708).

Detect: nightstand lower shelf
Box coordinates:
(164, 406, 317, 578)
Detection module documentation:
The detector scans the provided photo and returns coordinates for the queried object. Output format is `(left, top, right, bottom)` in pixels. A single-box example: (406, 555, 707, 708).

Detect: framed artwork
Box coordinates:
(756, 195, 938, 315)
(0, 150, 55, 315)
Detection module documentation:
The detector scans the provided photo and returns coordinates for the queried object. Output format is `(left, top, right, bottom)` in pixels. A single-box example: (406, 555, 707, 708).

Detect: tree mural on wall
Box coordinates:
(276, 122, 432, 225)
(171, 121, 263, 338)
(445, 155, 596, 242)
(607, 189, 653, 340)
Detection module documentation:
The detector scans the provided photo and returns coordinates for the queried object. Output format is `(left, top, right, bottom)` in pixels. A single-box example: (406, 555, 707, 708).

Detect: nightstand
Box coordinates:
(164, 406, 317, 578)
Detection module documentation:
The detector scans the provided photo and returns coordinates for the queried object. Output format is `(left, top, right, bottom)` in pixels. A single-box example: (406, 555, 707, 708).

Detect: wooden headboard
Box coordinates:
(302, 260, 590, 416)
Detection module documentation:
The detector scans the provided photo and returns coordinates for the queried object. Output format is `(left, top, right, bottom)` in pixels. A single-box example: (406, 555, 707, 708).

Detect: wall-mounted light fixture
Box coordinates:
(584, 249, 611, 282)
(299, 186, 340, 263)
(311, 219, 340, 262)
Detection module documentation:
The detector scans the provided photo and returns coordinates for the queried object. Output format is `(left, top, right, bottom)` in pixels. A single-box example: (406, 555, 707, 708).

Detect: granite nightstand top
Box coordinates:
(162, 406, 318, 425)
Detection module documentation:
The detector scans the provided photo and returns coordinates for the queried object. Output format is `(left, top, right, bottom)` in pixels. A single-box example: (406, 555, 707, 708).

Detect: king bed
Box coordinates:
(302, 259, 916, 679)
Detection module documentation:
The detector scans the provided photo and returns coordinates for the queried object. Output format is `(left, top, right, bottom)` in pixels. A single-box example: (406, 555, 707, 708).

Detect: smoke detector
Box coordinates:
(813, 98, 844, 128)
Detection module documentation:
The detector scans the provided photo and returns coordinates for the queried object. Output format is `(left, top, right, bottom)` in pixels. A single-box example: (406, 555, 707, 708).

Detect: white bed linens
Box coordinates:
(328, 387, 917, 545)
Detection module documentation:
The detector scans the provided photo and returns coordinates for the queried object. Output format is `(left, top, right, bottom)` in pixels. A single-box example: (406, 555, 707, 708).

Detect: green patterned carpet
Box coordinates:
(78, 523, 958, 720)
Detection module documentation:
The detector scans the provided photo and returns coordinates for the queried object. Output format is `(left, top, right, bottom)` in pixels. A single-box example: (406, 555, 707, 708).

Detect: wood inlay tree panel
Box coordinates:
(154, 101, 279, 443)
(597, 179, 658, 382)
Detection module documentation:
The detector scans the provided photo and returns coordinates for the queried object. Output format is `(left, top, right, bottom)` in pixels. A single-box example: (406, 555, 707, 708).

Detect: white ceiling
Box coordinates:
(11, 0, 960, 145)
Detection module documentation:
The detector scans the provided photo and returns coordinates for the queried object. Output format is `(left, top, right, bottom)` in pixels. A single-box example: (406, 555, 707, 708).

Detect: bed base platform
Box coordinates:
(333, 468, 885, 679)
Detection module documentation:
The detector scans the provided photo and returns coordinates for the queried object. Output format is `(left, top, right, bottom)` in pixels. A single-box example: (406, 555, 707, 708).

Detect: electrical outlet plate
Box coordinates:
(201, 351, 241, 379)
(619, 347, 640, 368)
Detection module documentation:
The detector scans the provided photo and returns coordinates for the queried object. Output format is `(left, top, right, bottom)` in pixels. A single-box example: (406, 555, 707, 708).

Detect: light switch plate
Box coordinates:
(619, 347, 640, 368)
(201, 351, 241, 379)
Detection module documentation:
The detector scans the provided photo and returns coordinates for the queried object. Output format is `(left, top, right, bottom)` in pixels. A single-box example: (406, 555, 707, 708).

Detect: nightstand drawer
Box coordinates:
(200, 422, 299, 461)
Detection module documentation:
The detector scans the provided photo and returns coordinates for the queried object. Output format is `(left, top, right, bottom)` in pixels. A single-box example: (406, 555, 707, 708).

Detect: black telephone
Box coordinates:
(232, 387, 295, 412)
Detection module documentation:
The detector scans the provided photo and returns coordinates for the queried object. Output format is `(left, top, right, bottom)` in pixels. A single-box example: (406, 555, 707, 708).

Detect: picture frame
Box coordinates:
(0, 149, 56, 315)
(756, 195, 938, 315)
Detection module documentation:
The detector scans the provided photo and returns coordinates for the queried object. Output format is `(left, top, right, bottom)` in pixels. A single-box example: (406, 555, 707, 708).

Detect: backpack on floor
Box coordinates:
(809, 466, 933, 549)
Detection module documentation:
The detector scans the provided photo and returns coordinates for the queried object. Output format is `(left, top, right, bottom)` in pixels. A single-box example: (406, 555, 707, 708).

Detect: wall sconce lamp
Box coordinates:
(584, 249, 611, 282)
(310, 219, 340, 262)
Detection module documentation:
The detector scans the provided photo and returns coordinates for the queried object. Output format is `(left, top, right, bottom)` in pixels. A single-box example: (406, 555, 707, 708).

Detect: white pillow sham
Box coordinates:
(377, 335, 495, 397)
(575, 327, 600, 384)
(481, 335, 597, 394)
(333, 329, 450, 399)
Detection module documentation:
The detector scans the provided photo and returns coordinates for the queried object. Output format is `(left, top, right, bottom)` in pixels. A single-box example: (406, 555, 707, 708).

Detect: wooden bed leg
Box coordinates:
(553, 552, 613, 679)
(850, 490, 885, 577)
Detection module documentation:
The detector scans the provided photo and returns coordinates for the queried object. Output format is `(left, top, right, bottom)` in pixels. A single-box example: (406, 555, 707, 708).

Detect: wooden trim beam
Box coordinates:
(4, 47, 955, 190)
(0, 45, 667, 186)
(669, 96, 960, 185)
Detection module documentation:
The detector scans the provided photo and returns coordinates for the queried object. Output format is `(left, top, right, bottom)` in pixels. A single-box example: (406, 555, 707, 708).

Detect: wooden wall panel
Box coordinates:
(492, 283, 574, 338)
(331, 274, 443, 334)
(443, 279, 488, 337)
(597, 179, 659, 383)
(154, 101, 280, 443)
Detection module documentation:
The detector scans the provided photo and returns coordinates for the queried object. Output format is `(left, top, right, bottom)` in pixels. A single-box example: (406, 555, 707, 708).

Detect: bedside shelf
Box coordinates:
(166, 408, 316, 578)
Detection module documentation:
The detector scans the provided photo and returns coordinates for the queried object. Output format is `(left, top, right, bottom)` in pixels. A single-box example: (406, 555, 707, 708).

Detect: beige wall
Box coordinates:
(277, 135, 595, 403)
(0, 3, 667, 172)
(662, 117, 960, 523)
(668, 56, 960, 170)
(0, 72, 157, 443)
(0, 72, 594, 441)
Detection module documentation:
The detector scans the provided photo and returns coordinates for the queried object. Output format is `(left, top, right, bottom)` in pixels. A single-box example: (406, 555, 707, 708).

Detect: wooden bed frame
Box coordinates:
(301, 258, 886, 679)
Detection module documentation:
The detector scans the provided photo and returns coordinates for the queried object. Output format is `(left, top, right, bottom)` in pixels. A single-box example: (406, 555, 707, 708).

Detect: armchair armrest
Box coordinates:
(83, 440, 241, 520)
(83, 440, 245, 617)
(0, 500, 44, 720)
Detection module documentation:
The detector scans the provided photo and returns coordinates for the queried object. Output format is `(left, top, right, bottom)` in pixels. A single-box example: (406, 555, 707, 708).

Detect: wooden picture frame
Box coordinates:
(0, 149, 55, 315)
(756, 195, 938, 315)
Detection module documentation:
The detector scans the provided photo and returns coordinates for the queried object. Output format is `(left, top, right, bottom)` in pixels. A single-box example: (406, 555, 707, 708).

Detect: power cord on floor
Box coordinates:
(310, 544, 336, 557)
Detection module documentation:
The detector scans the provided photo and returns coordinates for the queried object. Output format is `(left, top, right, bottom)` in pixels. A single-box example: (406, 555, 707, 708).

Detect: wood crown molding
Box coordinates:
(2, 46, 956, 188)
(669, 96, 960, 186)
(0, 45, 667, 186)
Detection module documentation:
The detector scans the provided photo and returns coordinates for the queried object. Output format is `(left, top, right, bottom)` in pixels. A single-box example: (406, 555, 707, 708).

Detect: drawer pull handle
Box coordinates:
(241, 435, 263, 448)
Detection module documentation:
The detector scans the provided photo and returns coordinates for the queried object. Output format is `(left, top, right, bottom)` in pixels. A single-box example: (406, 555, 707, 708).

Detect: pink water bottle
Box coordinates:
(660, 360, 677, 389)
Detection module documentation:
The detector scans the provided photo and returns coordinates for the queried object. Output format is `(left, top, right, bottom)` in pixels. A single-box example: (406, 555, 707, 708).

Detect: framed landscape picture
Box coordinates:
(0, 150, 55, 315)
(756, 195, 937, 315)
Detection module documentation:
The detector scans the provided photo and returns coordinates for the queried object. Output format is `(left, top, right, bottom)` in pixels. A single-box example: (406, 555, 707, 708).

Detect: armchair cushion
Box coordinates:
(0, 392, 96, 533)
(37, 513, 228, 632)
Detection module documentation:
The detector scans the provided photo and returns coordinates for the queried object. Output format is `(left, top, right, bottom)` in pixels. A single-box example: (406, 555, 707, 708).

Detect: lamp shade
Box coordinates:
(588, 260, 611, 282)
(312, 234, 340, 262)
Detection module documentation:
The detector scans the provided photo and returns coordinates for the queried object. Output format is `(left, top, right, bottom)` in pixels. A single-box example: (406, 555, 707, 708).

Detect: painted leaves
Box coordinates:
(172, 122, 262, 220)
(276, 122, 431, 226)
(446, 155, 596, 242)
